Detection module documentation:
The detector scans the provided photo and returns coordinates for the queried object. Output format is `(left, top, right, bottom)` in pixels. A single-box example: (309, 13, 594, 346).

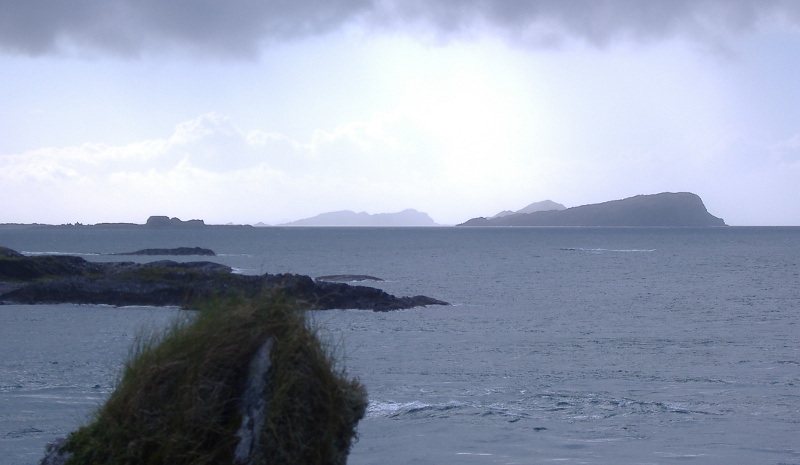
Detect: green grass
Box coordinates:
(61, 294, 367, 465)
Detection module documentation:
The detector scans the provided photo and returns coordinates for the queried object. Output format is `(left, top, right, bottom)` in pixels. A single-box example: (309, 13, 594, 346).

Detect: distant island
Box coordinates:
(459, 192, 726, 227)
(0, 216, 253, 229)
(111, 247, 216, 256)
(281, 209, 438, 227)
(143, 216, 206, 228)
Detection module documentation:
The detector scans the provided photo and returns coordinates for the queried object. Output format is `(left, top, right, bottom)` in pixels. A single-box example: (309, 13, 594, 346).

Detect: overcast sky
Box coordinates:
(2, 0, 799, 225)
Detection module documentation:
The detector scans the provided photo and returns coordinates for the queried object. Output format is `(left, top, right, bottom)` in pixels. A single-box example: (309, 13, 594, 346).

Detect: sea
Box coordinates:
(0, 226, 798, 465)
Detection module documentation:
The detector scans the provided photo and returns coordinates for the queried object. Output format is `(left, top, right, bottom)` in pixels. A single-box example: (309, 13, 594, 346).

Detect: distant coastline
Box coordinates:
(0, 193, 729, 228)
(280, 209, 438, 227)
(0, 216, 254, 229)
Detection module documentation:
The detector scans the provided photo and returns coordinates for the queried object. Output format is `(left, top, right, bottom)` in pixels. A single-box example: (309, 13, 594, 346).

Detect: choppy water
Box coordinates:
(0, 226, 798, 464)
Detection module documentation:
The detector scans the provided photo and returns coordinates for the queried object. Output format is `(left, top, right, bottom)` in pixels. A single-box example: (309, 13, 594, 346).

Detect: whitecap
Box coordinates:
(22, 251, 101, 256)
(561, 247, 655, 253)
(366, 400, 464, 419)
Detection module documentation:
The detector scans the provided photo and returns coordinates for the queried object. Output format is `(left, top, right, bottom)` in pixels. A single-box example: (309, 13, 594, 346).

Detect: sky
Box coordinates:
(1, 1, 799, 226)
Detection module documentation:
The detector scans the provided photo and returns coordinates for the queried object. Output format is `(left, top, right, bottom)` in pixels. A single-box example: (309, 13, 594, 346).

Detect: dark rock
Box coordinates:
(459, 192, 726, 227)
(0, 248, 448, 311)
(112, 247, 216, 256)
(0, 254, 101, 281)
(234, 338, 274, 465)
(39, 438, 71, 465)
(308, 280, 449, 311)
(315, 274, 384, 283)
(0, 246, 24, 258)
(0, 281, 24, 295)
(5, 426, 44, 438)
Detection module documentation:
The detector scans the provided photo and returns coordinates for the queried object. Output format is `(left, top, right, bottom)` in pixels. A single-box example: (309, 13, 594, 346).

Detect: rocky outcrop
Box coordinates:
(459, 192, 726, 227)
(233, 338, 275, 465)
(0, 248, 447, 311)
(315, 275, 384, 283)
(40, 438, 70, 465)
(0, 246, 23, 258)
(112, 247, 216, 256)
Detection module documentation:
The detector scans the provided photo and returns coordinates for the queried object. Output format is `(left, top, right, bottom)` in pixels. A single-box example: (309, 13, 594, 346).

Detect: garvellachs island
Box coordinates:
(459, 192, 726, 227)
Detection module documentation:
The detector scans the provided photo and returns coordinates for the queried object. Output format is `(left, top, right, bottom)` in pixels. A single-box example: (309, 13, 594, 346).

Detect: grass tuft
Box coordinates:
(61, 293, 367, 465)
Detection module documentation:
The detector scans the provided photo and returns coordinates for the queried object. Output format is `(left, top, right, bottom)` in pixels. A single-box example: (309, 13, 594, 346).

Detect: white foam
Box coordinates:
(22, 251, 101, 256)
(366, 400, 463, 418)
(561, 247, 655, 253)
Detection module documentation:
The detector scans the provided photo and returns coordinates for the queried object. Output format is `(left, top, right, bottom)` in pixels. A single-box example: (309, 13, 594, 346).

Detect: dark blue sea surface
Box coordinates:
(0, 227, 798, 464)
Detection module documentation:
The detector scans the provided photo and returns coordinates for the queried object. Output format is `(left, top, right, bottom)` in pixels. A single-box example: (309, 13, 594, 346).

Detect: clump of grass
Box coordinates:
(61, 294, 367, 465)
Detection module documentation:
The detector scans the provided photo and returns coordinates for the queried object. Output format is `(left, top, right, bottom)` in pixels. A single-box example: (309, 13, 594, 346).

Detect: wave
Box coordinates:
(22, 251, 101, 256)
(366, 400, 463, 419)
(533, 392, 726, 419)
(560, 247, 656, 253)
(366, 399, 532, 423)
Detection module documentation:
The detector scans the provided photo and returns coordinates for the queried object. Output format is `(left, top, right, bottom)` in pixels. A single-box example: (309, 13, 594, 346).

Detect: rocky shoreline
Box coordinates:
(0, 247, 448, 311)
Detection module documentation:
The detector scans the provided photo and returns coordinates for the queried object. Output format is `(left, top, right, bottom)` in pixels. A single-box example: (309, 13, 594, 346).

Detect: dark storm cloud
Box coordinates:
(1, 0, 798, 57)
(382, 0, 800, 47)
(384, 0, 698, 41)
(0, 0, 374, 56)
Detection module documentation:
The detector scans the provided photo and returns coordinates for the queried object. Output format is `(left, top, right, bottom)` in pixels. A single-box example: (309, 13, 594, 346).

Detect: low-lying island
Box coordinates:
(0, 247, 448, 311)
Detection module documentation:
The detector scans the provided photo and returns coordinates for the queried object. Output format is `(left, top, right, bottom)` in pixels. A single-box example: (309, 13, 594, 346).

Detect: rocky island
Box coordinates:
(0, 247, 447, 311)
(143, 215, 207, 228)
(459, 192, 726, 227)
(112, 247, 217, 256)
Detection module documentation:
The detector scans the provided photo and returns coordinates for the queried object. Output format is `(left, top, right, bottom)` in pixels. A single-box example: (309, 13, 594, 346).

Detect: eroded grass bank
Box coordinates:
(58, 295, 367, 465)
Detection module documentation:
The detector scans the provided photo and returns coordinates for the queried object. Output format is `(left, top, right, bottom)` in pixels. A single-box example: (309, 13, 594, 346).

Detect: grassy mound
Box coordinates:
(60, 295, 367, 465)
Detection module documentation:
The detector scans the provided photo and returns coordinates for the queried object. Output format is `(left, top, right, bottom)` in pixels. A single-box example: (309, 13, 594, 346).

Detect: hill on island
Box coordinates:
(281, 209, 437, 227)
(491, 200, 566, 218)
(459, 192, 725, 227)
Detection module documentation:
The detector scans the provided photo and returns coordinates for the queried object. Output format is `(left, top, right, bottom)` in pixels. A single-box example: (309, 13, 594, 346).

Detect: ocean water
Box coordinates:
(0, 226, 798, 464)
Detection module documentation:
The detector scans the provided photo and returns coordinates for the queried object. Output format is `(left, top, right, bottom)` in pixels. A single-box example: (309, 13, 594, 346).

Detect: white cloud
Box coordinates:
(0, 112, 455, 224)
(771, 132, 800, 164)
(2, 105, 799, 225)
